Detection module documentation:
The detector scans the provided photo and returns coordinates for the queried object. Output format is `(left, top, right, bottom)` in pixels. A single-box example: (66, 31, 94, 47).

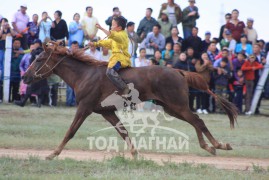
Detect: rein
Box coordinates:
(31, 51, 67, 79)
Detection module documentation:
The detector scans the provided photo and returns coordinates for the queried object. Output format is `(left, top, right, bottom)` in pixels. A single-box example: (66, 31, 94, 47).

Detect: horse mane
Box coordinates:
(47, 43, 108, 66)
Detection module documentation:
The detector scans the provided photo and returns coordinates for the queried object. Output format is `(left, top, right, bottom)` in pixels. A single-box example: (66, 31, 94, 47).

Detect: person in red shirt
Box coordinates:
(225, 9, 246, 42)
(241, 54, 263, 114)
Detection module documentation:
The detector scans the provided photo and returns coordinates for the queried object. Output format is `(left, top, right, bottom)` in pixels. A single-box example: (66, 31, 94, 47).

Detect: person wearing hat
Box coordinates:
(12, 4, 30, 50)
(182, 0, 200, 39)
(235, 34, 253, 56)
(245, 18, 258, 45)
(202, 31, 211, 51)
(158, 0, 182, 26)
(220, 29, 236, 52)
(158, 10, 172, 39)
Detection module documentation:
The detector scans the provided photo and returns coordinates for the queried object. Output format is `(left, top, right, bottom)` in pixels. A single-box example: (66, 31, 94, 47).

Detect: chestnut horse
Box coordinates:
(23, 43, 237, 160)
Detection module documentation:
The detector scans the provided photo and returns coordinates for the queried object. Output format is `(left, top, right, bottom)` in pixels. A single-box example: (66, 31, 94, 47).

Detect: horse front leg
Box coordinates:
(46, 105, 91, 160)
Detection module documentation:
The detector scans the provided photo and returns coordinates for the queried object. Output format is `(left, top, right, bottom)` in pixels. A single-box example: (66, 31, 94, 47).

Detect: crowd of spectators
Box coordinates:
(0, 0, 269, 115)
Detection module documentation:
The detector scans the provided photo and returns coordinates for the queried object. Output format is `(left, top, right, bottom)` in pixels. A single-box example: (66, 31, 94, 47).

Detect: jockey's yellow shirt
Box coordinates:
(94, 30, 131, 68)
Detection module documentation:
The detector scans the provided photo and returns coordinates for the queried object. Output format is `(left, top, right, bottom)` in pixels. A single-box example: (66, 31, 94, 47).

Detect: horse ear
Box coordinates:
(42, 43, 48, 52)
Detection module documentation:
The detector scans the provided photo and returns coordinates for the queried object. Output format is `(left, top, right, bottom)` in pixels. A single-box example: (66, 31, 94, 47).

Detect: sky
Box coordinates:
(0, 0, 268, 41)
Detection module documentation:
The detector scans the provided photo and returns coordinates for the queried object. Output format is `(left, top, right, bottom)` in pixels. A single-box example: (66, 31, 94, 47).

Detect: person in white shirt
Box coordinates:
(100, 47, 111, 62)
(81, 6, 99, 41)
(134, 48, 150, 67)
(245, 18, 258, 45)
(85, 40, 102, 60)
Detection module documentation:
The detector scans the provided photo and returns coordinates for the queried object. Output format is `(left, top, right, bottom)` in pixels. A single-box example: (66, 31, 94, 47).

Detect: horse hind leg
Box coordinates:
(163, 106, 217, 155)
(101, 111, 138, 159)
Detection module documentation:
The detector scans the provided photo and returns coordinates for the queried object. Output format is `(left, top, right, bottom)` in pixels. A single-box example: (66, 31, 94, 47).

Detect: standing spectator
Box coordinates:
(174, 52, 188, 70)
(66, 41, 79, 107)
(158, 10, 172, 39)
(245, 18, 258, 45)
(81, 6, 99, 41)
(207, 42, 217, 63)
(12, 4, 30, 50)
(232, 52, 246, 74)
(183, 27, 202, 59)
(214, 48, 232, 69)
(27, 14, 39, 47)
(162, 42, 173, 64)
(38, 12, 52, 43)
(134, 48, 150, 67)
(195, 52, 214, 114)
(232, 69, 245, 114)
(202, 31, 211, 52)
(182, 0, 200, 39)
(220, 30, 236, 52)
(10, 39, 24, 102)
(253, 43, 266, 64)
(0, 18, 15, 101)
(85, 39, 102, 60)
(165, 26, 183, 48)
(158, 0, 182, 27)
(214, 58, 231, 113)
(127, 22, 140, 63)
(100, 47, 111, 62)
(105, 7, 120, 30)
(144, 24, 165, 58)
(219, 13, 231, 42)
(241, 54, 263, 114)
(50, 10, 69, 45)
(235, 34, 253, 56)
(171, 42, 182, 66)
(47, 74, 61, 107)
(137, 8, 158, 41)
(69, 13, 84, 47)
(225, 9, 246, 42)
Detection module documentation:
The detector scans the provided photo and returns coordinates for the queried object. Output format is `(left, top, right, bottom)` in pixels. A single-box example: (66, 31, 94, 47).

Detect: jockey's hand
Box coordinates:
(95, 24, 103, 30)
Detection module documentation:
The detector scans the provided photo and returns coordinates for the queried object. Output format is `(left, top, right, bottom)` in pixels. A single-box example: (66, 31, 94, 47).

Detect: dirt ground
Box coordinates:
(0, 148, 268, 171)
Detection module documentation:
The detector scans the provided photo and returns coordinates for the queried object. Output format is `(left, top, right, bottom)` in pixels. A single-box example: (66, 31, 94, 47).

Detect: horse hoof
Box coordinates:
(226, 143, 232, 150)
(46, 154, 56, 160)
(131, 149, 138, 160)
(209, 146, 216, 155)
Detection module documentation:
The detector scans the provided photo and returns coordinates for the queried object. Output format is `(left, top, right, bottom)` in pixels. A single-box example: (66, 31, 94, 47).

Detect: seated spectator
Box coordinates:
(165, 26, 183, 48)
(195, 52, 214, 114)
(186, 47, 196, 68)
(82, 6, 99, 41)
(105, 7, 120, 30)
(158, 10, 172, 39)
(173, 52, 188, 70)
(158, 0, 182, 27)
(149, 58, 159, 66)
(38, 12, 52, 43)
(27, 14, 39, 47)
(137, 8, 158, 41)
(214, 58, 231, 113)
(202, 31, 211, 52)
(207, 42, 217, 62)
(220, 30, 236, 52)
(245, 18, 258, 45)
(144, 24, 165, 58)
(162, 42, 173, 64)
(171, 42, 182, 66)
(85, 39, 102, 60)
(69, 13, 84, 47)
(225, 9, 246, 42)
(219, 13, 231, 42)
(100, 47, 111, 62)
(232, 52, 246, 74)
(241, 54, 263, 114)
(231, 69, 245, 114)
(134, 48, 150, 67)
(10, 39, 24, 102)
(183, 26, 202, 59)
(154, 50, 166, 66)
(235, 34, 253, 56)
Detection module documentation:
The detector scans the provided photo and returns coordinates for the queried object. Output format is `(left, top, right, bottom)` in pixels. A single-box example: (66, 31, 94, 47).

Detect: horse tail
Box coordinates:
(176, 69, 238, 129)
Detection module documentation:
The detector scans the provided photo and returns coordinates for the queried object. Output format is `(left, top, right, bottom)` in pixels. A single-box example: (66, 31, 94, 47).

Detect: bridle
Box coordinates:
(31, 50, 67, 79)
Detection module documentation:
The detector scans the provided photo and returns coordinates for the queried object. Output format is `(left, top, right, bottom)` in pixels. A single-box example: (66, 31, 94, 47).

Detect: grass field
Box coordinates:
(0, 103, 269, 179)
